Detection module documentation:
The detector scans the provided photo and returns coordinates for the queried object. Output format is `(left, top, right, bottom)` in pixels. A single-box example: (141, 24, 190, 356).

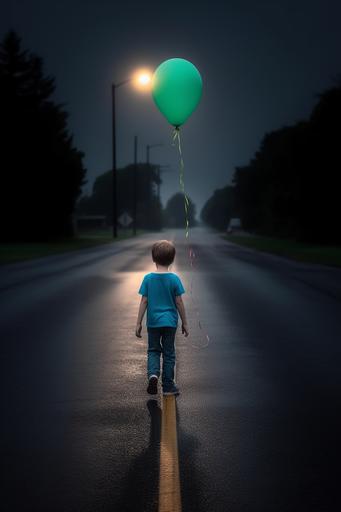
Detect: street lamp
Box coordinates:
(111, 69, 152, 238)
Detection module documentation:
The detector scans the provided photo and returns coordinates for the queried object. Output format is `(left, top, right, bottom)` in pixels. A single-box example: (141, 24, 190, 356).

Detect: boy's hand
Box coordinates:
(135, 323, 142, 338)
(182, 323, 189, 337)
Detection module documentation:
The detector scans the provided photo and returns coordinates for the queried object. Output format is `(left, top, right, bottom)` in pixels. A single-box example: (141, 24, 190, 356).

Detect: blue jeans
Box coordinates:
(147, 326, 177, 389)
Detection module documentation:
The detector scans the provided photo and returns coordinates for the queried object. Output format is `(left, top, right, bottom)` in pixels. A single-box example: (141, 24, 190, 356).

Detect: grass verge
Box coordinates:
(223, 234, 341, 268)
(0, 229, 146, 265)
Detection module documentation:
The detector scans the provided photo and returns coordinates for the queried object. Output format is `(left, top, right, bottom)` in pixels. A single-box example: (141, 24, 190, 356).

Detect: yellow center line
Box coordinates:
(159, 395, 182, 512)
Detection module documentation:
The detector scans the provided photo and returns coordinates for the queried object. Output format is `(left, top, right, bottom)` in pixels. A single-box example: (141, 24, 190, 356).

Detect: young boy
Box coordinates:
(135, 240, 189, 396)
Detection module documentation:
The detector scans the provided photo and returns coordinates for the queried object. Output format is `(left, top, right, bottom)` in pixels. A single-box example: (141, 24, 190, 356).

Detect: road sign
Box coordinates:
(118, 211, 133, 227)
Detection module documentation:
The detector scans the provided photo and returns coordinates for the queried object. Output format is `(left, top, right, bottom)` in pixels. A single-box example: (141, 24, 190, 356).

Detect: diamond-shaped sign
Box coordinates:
(118, 211, 133, 227)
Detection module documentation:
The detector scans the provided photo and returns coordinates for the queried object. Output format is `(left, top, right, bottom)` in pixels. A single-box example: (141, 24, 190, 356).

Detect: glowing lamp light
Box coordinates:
(133, 69, 152, 91)
(138, 73, 150, 85)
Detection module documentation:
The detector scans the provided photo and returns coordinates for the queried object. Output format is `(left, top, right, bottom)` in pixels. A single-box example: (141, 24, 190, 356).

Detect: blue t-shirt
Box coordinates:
(138, 272, 185, 328)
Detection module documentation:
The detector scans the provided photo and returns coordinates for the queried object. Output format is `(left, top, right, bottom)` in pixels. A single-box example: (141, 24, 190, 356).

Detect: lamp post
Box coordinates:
(133, 135, 138, 236)
(112, 79, 132, 238)
(111, 69, 152, 238)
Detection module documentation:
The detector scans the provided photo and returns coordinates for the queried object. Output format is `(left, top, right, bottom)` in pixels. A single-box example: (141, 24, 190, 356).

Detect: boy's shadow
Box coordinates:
(114, 399, 161, 512)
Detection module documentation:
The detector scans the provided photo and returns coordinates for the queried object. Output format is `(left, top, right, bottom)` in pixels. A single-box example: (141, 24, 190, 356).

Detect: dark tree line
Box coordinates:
(163, 192, 197, 228)
(77, 167, 197, 231)
(77, 164, 163, 230)
(201, 82, 341, 245)
(0, 31, 86, 242)
(233, 83, 341, 244)
(200, 185, 236, 230)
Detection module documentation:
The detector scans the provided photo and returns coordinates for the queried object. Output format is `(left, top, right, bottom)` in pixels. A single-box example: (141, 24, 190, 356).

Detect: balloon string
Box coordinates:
(172, 127, 211, 349)
(172, 128, 189, 238)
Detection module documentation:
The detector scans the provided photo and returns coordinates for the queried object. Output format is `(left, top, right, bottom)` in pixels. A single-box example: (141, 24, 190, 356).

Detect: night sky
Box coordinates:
(2, 0, 341, 214)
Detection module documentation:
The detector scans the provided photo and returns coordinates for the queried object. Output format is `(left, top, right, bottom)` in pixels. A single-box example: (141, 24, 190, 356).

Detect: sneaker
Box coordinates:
(162, 384, 180, 396)
(147, 375, 158, 395)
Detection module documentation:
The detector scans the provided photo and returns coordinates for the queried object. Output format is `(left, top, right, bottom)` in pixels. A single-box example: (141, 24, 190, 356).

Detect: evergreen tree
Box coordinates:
(0, 30, 86, 241)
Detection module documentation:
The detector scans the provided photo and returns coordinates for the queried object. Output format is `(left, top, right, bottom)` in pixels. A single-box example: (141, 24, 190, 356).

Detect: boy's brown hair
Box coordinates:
(152, 240, 176, 267)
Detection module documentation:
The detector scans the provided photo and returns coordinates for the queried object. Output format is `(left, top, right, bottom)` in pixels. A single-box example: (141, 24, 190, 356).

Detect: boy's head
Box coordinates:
(152, 240, 176, 267)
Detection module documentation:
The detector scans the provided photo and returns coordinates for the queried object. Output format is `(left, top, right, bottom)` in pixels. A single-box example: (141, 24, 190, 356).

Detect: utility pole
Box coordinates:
(146, 144, 150, 165)
(133, 135, 137, 236)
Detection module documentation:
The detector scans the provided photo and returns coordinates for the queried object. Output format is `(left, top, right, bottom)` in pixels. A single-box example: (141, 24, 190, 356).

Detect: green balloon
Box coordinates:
(151, 58, 203, 128)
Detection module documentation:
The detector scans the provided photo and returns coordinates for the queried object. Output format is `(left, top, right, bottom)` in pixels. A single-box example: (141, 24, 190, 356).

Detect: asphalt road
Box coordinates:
(1, 227, 341, 512)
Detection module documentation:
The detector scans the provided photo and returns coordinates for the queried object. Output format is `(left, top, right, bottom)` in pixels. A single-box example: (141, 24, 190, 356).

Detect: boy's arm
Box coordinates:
(136, 296, 148, 338)
(175, 295, 189, 337)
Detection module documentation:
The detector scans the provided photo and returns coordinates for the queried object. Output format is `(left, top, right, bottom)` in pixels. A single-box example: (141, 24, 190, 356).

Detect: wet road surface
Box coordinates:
(1, 227, 341, 511)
